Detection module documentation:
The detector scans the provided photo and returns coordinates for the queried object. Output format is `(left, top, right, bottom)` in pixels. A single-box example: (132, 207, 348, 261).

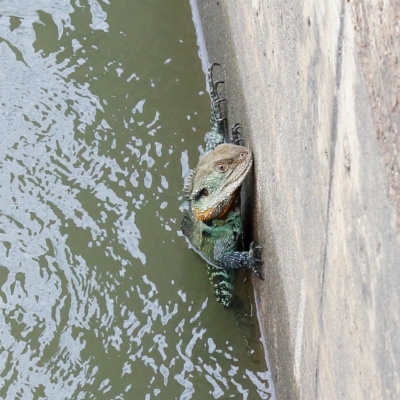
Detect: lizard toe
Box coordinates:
(252, 267, 264, 280)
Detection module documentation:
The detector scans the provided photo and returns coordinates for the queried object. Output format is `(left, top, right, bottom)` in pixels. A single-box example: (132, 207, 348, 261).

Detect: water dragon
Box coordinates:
(181, 63, 263, 308)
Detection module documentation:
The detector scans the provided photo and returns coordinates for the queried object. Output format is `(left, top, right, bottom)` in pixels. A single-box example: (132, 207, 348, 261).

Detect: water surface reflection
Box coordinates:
(0, 1, 273, 398)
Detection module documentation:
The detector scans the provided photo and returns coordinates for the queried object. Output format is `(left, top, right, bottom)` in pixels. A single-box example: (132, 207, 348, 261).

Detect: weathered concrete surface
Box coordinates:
(196, 0, 400, 399)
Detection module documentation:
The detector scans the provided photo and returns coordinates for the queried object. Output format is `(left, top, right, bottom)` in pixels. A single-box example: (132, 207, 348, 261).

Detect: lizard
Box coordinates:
(181, 63, 263, 308)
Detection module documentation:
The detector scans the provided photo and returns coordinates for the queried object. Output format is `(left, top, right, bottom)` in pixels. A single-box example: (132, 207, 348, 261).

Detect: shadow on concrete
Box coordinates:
(194, 2, 299, 398)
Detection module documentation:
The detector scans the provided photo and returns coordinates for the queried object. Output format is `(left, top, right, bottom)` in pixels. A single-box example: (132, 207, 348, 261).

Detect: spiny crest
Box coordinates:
(183, 168, 197, 196)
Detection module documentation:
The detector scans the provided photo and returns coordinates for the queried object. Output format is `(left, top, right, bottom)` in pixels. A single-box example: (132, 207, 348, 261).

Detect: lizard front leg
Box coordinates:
(214, 241, 264, 280)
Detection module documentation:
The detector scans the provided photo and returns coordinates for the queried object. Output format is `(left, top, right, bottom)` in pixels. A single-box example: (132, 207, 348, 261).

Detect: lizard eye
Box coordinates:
(238, 152, 246, 160)
(215, 163, 228, 172)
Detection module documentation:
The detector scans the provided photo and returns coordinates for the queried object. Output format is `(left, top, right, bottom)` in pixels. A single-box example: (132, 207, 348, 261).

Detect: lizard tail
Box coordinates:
(207, 265, 236, 308)
(205, 63, 227, 152)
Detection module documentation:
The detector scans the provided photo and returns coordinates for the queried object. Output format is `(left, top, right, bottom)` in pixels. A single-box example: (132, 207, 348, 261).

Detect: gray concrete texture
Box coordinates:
(196, 0, 400, 399)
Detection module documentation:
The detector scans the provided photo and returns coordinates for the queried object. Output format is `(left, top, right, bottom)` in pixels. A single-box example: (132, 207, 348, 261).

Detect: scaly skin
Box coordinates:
(181, 63, 262, 307)
(189, 144, 253, 221)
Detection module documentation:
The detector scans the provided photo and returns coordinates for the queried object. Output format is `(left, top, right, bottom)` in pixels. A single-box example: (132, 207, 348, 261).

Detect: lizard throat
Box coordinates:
(192, 190, 239, 221)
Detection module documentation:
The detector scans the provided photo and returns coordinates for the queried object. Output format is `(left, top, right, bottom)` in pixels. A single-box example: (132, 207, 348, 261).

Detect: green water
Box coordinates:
(0, 1, 274, 398)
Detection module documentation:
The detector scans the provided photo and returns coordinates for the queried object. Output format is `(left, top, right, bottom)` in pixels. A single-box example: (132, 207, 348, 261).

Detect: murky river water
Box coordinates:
(0, 1, 274, 399)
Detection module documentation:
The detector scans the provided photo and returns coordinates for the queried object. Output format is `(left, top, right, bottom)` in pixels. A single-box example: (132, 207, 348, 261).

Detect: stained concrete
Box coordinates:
(194, 1, 400, 399)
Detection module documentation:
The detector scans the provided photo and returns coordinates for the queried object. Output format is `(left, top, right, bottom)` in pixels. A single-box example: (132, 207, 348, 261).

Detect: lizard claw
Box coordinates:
(209, 63, 221, 81)
(252, 267, 264, 280)
(249, 241, 261, 253)
(249, 242, 264, 280)
(231, 122, 242, 129)
(231, 123, 244, 144)
(209, 62, 221, 68)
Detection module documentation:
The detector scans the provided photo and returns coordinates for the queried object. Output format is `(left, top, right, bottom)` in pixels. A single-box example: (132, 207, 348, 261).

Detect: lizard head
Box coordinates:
(188, 143, 253, 221)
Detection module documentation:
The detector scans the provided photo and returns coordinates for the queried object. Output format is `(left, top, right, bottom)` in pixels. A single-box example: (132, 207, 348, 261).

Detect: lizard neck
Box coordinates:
(193, 188, 241, 221)
(217, 189, 241, 219)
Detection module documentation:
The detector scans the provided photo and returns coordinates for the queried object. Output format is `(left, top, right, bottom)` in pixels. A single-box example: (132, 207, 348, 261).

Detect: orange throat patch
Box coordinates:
(192, 196, 236, 222)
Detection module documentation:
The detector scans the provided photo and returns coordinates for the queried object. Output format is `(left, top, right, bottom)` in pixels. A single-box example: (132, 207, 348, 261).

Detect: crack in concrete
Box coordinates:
(315, 1, 346, 398)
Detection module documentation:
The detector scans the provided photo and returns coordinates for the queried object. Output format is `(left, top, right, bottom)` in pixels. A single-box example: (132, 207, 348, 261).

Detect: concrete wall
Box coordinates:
(196, 1, 400, 399)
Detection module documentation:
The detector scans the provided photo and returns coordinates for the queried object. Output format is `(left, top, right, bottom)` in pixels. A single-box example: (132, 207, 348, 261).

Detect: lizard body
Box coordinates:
(181, 64, 262, 307)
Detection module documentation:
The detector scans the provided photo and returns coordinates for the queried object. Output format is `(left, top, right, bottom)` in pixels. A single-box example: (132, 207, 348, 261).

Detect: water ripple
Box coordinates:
(0, 1, 274, 398)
